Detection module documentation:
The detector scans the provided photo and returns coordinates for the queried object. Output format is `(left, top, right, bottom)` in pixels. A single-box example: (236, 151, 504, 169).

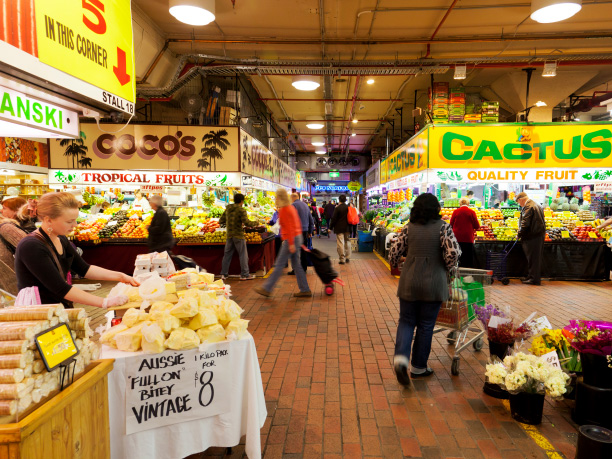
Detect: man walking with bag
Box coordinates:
(516, 192, 545, 285)
(330, 195, 351, 264)
(219, 193, 258, 280)
(289, 193, 314, 275)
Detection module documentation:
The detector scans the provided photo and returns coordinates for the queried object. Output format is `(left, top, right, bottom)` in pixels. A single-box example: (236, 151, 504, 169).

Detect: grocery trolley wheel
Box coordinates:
(446, 331, 458, 344)
(324, 284, 334, 296)
(451, 357, 460, 376)
(473, 338, 484, 351)
(501, 278, 510, 285)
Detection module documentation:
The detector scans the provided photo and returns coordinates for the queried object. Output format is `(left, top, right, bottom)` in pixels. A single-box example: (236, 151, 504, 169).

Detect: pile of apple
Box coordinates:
(474, 226, 496, 242)
(573, 226, 604, 242)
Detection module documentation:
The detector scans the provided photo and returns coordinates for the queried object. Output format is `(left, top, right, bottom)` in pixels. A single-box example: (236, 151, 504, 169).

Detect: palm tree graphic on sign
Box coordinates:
(201, 129, 230, 171)
(57, 131, 91, 169)
(197, 157, 210, 170)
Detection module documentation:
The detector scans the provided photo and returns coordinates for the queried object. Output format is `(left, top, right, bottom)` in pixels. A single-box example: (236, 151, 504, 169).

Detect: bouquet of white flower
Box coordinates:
(485, 352, 570, 399)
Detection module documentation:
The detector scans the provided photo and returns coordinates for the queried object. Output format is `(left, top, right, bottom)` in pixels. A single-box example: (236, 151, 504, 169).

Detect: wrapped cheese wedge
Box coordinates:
(141, 323, 166, 354)
(0, 400, 16, 415)
(216, 299, 243, 326)
(187, 309, 218, 331)
(0, 354, 26, 369)
(225, 319, 249, 340)
(0, 307, 55, 321)
(164, 328, 200, 350)
(170, 297, 198, 319)
(164, 282, 176, 294)
(156, 313, 180, 334)
(198, 291, 218, 309)
(176, 289, 199, 300)
(0, 341, 28, 356)
(197, 324, 226, 344)
(100, 323, 129, 346)
(0, 369, 24, 384)
(114, 322, 149, 352)
(126, 287, 142, 303)
(149, 301, 174, 316)
(164, 294, 179, 304)
(122, 308, 150, 327)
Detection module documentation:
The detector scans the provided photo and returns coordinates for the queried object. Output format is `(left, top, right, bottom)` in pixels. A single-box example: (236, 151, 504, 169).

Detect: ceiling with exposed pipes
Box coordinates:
(132, 0, 612, 161)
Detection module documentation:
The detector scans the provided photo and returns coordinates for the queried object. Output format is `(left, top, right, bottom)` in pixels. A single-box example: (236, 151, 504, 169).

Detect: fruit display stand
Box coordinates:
(0, 359, 113, 459)
(75, 233, 277, 277)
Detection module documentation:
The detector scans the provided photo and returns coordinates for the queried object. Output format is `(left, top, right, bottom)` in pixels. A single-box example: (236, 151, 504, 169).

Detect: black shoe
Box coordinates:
(522, 279, 541, 285)
(394, 364, 410, 386)
(287, 270, 295, 275)
(520, 277, 532, 282)
(345, 259, 350, 263)
(410, 368, 434, 378)
(338, 261, 345, 265)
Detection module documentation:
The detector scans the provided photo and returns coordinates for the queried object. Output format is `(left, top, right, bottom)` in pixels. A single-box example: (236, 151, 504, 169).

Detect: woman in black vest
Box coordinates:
(389, 193, 461, 385)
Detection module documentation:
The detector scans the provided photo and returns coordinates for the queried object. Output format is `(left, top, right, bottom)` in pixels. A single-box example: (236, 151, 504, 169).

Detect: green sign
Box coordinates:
(329, 171, 340, 178)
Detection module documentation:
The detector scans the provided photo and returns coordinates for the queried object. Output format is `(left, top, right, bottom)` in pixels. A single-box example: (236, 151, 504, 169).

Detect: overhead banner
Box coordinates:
(380, 130, 428, 184)
(429, 124, 612, 170)
(49, 124, 239, 171)
(366, 161, 380, 189)
(427, 168, 612, 184)
(48, 169, 241, 187)
(33, 0, 135, 110)
(240, 130, 296, 188)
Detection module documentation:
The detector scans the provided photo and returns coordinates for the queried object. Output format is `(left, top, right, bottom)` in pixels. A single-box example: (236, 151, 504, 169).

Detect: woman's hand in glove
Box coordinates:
(102, 295, 128, 309)
(117, 272, 140, 286)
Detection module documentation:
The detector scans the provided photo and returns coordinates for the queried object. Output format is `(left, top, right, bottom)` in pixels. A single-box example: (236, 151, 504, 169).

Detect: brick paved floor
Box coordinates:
(200, 234, 612, 459)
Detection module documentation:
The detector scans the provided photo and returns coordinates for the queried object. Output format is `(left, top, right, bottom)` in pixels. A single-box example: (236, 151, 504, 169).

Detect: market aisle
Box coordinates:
(224, 255, 612, 459)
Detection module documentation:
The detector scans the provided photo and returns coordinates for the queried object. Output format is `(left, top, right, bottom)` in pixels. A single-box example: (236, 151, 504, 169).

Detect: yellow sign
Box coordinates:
(35, 323, 79, 371)
(589, 231, 598, 238)
(347, 181, 362, 192)
(381, 130, 427, 183)
(576, 221, 584, 226)
(491, 222, 499, 228)
(544, 211, 552, 217)
(428, 124, 612, 169)
(563, 211, 572, 217)
(476, 231, 485, 237)
(240, 131, 296, 187)
(553, 221, 562, 228)
(562, 231, 571, 238)
(514, 211, 520, 218)
(34, 0, 135, 107)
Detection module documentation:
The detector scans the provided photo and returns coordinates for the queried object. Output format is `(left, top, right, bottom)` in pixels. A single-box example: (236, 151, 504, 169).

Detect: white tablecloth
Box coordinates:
(104, 335, 267, 459)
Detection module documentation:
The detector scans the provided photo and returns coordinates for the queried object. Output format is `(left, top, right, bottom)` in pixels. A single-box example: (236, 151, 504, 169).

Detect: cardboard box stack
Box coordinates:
(481, 101, 500, 123)
(449, 87, 466, 123)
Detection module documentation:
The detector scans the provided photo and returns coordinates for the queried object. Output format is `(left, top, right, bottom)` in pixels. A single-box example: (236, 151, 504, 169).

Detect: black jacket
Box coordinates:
(330, 203, 349, 234)
(518, 200, 546, 240)
(323, 203, 335, 220)
(148, 206, 174, 252)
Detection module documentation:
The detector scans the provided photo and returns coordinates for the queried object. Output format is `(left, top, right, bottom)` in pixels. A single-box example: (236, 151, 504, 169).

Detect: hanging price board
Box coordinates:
(35, 324, 79, 371)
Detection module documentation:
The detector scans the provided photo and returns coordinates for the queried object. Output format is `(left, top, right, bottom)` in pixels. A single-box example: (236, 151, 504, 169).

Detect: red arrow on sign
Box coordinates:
(113, 47, 131, 86)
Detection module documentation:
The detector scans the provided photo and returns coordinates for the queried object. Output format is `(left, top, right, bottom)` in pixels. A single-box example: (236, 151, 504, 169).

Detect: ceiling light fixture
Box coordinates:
(542, 61, 557, 77)
(305, 116, 325, 129)
(351, 132, 356, 137)
(530, 0, 582, 23)
(315, 149, 326, 154)
(535, 100, 547, 107)
(292, 75, 320, 91)
(352, 119, 358, 124)
(454, 64, 467, 80)
(367, 79, 375, 85)
(311, 136, 325, 146)
(169, 0, 216, 26)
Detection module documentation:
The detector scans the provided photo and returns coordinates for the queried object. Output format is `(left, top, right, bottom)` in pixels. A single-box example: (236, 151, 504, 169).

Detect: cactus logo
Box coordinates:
(54, 170, 80, 184)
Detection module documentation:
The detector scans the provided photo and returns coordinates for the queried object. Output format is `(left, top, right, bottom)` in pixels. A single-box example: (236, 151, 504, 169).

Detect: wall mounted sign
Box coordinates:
(427, 168, 612, 184)
(315, 185, 349, 192)
(240, 130, 296, 188)
(347, 181, 362, 192)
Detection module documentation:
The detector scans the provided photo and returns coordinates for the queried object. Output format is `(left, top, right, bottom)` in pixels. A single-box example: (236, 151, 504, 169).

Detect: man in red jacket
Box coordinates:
(450, 197, 480, 268)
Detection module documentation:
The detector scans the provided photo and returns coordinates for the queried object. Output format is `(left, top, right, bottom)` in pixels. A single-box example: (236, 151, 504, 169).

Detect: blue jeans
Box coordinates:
(220, 237, 250, 277)
(263, 234, 310, 293)
(395, 300, 442, 370)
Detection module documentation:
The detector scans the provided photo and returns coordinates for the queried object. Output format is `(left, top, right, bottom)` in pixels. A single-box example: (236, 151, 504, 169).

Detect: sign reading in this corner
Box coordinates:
(34, 0, 136, 113)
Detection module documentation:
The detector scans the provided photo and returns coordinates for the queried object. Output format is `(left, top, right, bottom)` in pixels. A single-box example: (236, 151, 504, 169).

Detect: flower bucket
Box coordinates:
(581, 353, 612, 389)
(509, 392, 545, 425)
(488, 340, 514, 361)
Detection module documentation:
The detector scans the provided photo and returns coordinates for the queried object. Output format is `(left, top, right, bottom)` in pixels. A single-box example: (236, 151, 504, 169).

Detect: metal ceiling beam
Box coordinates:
(259, 98, 402, 102)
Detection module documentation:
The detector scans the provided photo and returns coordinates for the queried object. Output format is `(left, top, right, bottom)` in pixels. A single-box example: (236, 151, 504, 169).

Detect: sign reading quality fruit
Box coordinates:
(34, 0, 136, 113)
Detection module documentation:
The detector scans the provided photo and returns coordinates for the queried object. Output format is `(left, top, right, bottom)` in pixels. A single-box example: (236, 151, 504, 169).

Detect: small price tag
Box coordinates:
(197, 222, 205, 228)
(514, 211, 520, 218)
(561, 231, 570, 238)
(491, 222, 499, 228)
(563, 211, 572, 217)
(544, 211, 552, 217)
(532, 316, 552, 333)
(175, 224, 185, 230)
(476, 231, 485, 237)
(553, 221, 562, 228)
(541, 350, 561, 369)
(589, 231, 597, 238)
(575, 221, 584, 227)
(488, 316, 511, 329)
(107, 221, 118, 227)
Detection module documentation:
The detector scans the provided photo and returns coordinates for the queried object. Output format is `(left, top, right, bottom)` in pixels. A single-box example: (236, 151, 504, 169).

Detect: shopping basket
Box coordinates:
(486, 240, 518, 285)
(434, 267, 490, 375)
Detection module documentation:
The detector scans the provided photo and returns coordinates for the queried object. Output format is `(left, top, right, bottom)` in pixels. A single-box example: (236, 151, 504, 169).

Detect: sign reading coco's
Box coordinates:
(48, 169, 241, 187)
(34, 0, 136, 112)
(430, 124, 612, 169)
(50, 124, 239, 171)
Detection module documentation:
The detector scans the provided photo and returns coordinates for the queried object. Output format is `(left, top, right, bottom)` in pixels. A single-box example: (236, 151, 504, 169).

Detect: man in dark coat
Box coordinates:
(147, 195, 174, 253)
(330, 195, 350, 264)
(517, 192, 546, 285)
(323, 200, 336, 235)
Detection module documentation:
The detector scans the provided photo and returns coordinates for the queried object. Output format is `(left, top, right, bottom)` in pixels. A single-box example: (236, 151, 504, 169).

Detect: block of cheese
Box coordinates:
(122, 308, 150, 327)
(165, 328, 200, 350)
(164, 293, 179, 304)
(149, 301, 174, 316)
(100, 323, 129, 347)
(198, 291, 218, 309)
(187, 309, 218, 330)
(177, 289, 199, 300)
(170, 297, 198, 319)
(156, 313, 180, 334)
(216, 299, 243, 326)
(164, 282, 176, 294)
(225, 319, 249, 340)
(141, 323, 166, 354)
(126, 287, 142, 303)
(114, 322, 149, 352)
(197, 324, 226, 344)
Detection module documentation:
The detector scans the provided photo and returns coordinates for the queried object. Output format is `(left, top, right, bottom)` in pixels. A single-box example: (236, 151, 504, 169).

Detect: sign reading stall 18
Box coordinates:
(34, 0, 135, 111)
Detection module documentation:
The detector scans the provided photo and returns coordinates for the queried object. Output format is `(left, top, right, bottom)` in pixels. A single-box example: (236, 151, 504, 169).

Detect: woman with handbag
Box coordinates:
(388, 193, 461, 385)
(14, 192, 138, 308)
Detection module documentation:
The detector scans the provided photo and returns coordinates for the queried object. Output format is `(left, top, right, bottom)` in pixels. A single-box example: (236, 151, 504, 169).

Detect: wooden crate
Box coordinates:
(0, 360, 114, 459)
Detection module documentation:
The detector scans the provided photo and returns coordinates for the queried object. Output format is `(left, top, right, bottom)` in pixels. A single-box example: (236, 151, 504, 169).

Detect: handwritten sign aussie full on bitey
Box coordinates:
(125, 342, 231, 434)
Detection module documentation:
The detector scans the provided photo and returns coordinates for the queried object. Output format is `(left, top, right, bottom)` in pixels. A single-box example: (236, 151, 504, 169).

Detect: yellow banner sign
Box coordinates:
(240, 131, 296, 188)
(380, 130, 428, 183)
(34, 0, 135, 106)
(50, 124, 240, 172)
(35, 323, 78, 371)
(428, 124, 612, 169)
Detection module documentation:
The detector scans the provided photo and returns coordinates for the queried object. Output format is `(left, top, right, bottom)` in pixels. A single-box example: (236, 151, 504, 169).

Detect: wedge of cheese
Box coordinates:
(225, 319, 249, 340)
(156, 313, 180, 334)
(216, 299, 243, 326)
(187, 309, 218, 330)
(141, 324, 166, 354)
(100, 323, 129, 346)
(170, 297, 198, 319)
(126, 287, 142, 303)
(149, 301, 174, 319)
(164, 282, 176, 294)
(197, 324, 226, 343)
(164, 293, 179, 304)
(165, 328, 200, 350)
(114, 322, 149, 352)
(122, 308, 150, 327)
